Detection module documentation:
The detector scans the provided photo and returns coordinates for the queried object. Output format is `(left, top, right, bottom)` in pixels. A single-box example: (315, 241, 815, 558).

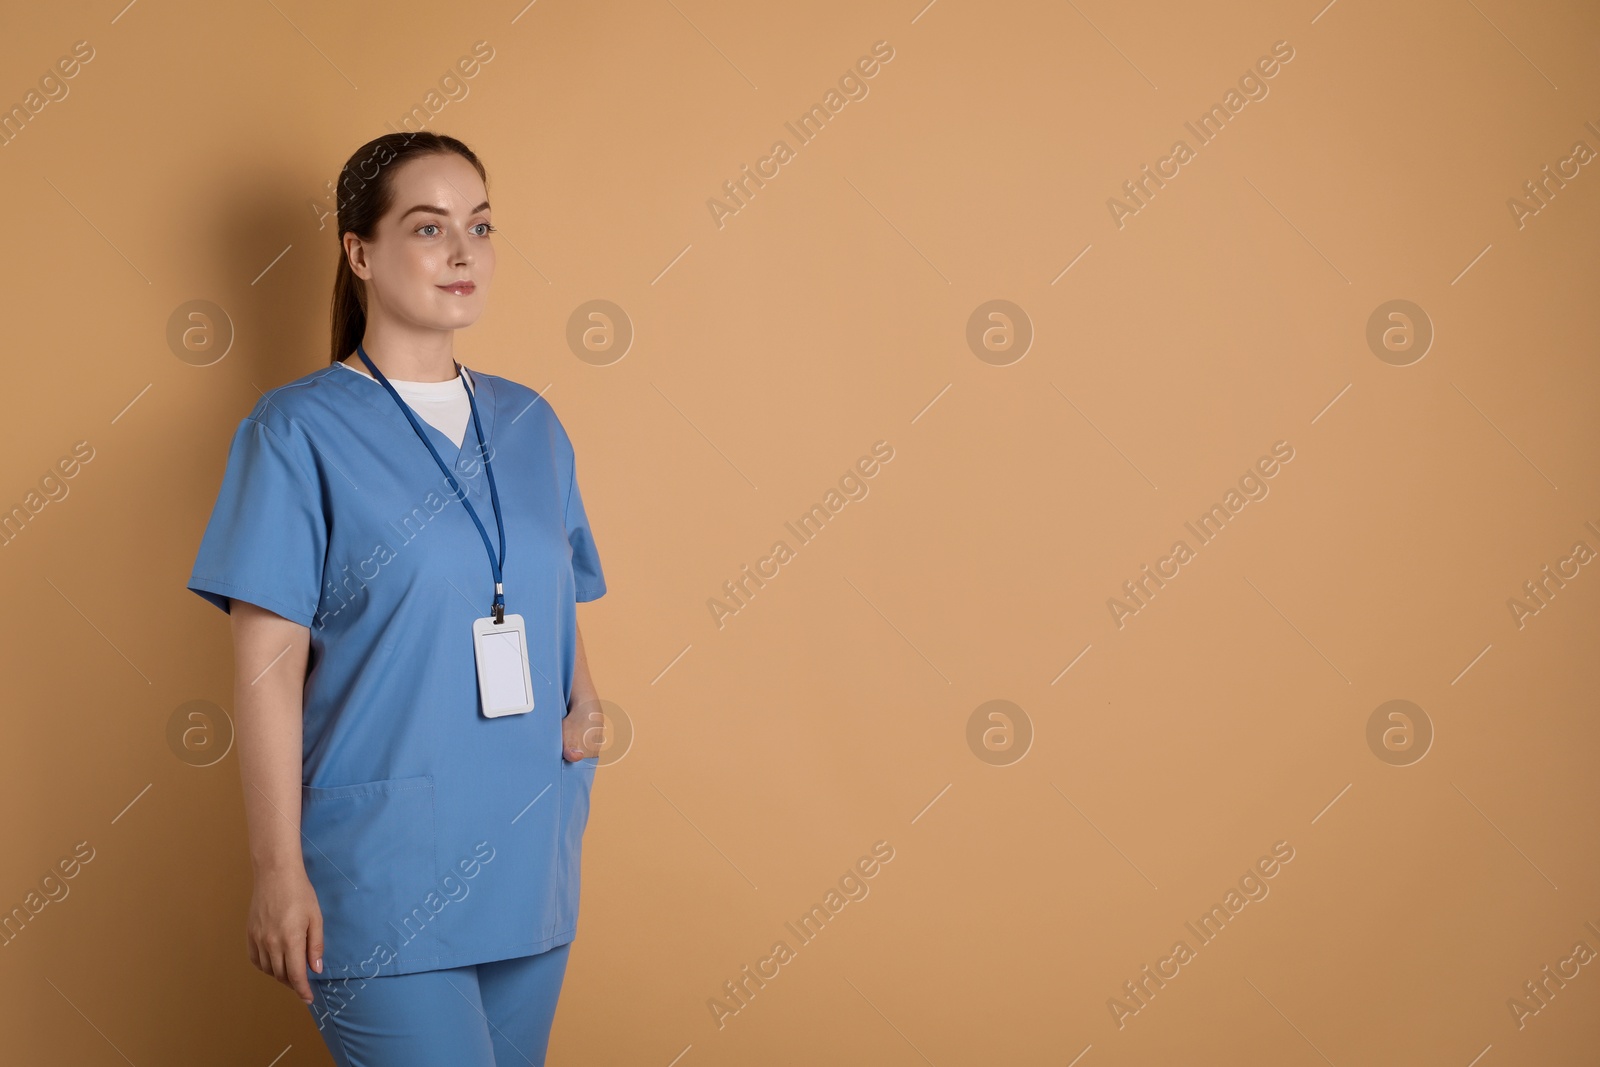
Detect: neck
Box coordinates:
(350, 321, 459, 382)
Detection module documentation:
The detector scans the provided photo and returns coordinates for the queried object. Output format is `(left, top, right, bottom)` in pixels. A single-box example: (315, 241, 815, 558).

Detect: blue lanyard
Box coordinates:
(356, 342, 508, 623)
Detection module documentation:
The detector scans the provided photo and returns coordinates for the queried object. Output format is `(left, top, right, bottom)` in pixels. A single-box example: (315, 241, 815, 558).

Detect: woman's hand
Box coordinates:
(563, 622, 603, 762)
(563, 698, 603, 761)
(247, 865, 324, 1005)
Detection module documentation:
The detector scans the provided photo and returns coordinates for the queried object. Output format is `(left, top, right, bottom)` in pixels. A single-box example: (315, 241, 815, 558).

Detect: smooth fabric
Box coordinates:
(336, 357, 472, 447)
(308, 943, 570, 1066)
(187, 362, 607, 982)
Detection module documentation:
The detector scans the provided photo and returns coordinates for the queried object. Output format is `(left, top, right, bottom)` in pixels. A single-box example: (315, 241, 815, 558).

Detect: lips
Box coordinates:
(439, 281, 476, 295)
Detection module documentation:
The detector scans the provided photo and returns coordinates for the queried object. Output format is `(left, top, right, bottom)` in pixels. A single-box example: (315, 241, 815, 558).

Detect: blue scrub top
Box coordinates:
(187, 362, 606, 982)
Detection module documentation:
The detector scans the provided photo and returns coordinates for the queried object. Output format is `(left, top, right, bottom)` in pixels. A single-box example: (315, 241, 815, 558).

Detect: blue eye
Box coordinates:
(474, 223, 496, 236)
(418, 223, 441, 237)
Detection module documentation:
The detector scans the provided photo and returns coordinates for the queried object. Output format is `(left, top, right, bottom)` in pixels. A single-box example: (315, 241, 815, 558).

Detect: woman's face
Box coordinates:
(345, 152, 495, 334)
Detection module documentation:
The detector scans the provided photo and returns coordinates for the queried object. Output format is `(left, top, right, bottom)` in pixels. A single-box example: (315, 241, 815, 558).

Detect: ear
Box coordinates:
(343, 232, 371, 280)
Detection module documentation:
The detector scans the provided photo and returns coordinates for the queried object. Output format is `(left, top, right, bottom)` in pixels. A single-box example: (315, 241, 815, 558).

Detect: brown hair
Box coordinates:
(329, 132, 489, 365)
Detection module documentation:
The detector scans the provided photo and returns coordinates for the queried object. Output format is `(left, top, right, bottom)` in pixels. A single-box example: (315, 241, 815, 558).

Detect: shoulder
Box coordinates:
(222, 367, 352, 488)
(472, 369, 576, 451)
(240, 364, 348, 443)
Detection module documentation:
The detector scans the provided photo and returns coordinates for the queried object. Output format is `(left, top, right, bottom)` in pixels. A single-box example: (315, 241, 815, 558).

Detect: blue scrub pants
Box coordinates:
(306, 943, 571, 1066)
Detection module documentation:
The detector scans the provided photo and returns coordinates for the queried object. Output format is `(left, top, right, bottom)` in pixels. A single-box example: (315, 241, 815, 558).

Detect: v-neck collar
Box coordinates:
(324, 361, 496, 474)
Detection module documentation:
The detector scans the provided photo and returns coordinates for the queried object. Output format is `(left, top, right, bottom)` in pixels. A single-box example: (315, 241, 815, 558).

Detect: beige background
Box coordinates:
(2, 0, 1598, 1063)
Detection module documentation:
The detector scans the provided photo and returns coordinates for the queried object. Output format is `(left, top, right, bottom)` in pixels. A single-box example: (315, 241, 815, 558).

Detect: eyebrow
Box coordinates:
(400, 200, 491, 219)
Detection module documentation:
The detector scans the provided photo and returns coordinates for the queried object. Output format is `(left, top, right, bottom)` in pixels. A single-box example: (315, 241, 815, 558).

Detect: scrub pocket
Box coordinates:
(555, 757, 596, 930)
(301, 775, 438, 977)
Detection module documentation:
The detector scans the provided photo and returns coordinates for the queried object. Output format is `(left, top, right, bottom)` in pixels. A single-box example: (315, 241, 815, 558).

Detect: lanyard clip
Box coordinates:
(493, 583, 505, 625)
(493, 602, 505, 625)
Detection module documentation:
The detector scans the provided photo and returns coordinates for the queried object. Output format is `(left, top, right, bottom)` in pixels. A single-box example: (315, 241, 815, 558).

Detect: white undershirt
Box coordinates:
(338, 359, 473, 448)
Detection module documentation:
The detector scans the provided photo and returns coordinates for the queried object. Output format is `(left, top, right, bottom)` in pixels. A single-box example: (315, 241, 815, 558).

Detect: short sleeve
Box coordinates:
(187, 416, 327, 628)
(564, 449, 606, 603)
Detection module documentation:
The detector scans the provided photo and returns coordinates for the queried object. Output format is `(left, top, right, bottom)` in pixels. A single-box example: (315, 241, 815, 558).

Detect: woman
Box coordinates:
(186, 131, 608, 1066)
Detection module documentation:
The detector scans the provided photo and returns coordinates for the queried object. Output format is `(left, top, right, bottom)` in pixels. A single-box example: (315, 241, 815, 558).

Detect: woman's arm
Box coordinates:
(562, 621, 603, 760)
(230, 599, 322, 1004)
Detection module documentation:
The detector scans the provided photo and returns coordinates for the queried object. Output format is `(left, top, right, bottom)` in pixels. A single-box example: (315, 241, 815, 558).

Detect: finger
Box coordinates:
(564, 707, 602, 760)
(284, 927, 313, 1003)
(574, 701, 605, 753)
(307, 909, 324, 977)
(268, 945, 289, 988)
(581, 708, 606, 755)
(307, 915, 324, 976)
(290, 965, 314, 1004)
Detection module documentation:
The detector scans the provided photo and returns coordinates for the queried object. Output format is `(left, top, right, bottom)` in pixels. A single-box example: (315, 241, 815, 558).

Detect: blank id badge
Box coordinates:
(472, 614, 535, 718)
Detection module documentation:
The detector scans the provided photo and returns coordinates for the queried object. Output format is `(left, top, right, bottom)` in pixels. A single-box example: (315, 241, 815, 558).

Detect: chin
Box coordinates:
(427, 301, 486, 326)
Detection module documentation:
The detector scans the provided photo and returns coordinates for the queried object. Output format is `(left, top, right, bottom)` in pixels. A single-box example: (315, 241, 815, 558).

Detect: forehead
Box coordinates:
(387, 153, 488, 213)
